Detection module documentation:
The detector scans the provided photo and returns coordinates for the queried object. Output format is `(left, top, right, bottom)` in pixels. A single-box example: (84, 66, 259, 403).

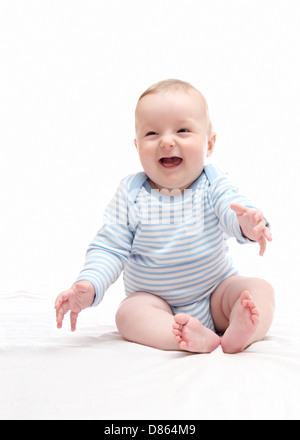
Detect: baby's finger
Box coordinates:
(56, 307, 64, 328)
(264, 227, 272, 242)
(253, 219, 266, 235)
(70, 312, 78, 332)
(54, 294, 63, 310)
(54, 291, 70, 310)
(56, 301, 70, 328)
(258, 236, 267, 257)
(254, 210, 264, 223)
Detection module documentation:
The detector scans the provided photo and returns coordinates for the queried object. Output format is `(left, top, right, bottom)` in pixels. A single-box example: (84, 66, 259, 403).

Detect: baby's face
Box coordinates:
(134, 89, 215, 191)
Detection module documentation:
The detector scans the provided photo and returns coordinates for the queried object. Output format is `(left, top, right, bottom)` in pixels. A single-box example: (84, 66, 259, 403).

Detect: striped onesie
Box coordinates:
(76, 164, 255, 332)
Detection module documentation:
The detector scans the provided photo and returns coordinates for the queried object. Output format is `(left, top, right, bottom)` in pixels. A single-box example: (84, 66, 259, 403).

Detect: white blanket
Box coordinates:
(0, 291, 299, 420)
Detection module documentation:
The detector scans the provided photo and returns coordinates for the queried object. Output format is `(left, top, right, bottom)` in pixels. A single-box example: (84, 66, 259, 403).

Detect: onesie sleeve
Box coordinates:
(205, 164, 257, 244)
(74, 177, 138, 306)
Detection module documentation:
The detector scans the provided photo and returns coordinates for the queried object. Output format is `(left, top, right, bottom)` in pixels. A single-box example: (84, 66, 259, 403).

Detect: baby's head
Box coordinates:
(134, 79, 216, 192)
(137, 80, 213, 135)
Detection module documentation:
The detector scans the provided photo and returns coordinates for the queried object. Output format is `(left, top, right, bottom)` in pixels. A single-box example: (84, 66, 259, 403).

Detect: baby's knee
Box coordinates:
(115, 292, 148, 328)
(259, 278, 274, 296)
(115, 297, 132, 330)
(254, 278, 275, 309)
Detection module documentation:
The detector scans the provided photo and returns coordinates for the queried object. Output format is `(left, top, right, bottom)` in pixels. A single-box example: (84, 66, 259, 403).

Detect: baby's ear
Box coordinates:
(207, 133, 216, 157)
(134, 139, 138, 150)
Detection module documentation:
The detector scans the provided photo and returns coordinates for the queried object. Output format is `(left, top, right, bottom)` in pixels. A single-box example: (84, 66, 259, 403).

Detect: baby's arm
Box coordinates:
(230, 203, 272, 256)
(55, 280, 95, 331)
(55, 177, 137, 330)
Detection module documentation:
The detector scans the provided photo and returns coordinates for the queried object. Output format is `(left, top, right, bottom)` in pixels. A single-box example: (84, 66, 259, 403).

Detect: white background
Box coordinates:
(0, 0, 299, 321)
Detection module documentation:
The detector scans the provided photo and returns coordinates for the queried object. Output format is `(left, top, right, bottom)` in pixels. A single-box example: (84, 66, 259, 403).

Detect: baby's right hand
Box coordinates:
(55, 280, 96, 331)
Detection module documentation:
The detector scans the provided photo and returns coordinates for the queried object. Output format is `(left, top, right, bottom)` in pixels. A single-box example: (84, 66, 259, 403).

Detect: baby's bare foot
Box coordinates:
(172, 314, 221, 353)
(221, 291, 260, 354)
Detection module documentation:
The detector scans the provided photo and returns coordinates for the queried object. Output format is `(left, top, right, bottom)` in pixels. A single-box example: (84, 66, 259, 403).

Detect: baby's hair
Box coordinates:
(137, 79, 213, 135)
(138, 79, 195, 101)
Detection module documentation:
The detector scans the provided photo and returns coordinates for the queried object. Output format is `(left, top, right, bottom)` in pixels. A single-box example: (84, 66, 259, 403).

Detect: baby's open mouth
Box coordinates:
(159, 157, 183, 168)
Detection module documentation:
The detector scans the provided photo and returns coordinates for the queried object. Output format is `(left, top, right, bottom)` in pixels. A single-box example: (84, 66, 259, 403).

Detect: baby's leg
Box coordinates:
(116, 292, 180, 351)
(211, 275, 275, 353)
(116, 292, 220, 353)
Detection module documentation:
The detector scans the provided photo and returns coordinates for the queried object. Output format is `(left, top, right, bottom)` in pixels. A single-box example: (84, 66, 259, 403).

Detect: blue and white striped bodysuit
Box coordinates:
(76, 164, 255, 332)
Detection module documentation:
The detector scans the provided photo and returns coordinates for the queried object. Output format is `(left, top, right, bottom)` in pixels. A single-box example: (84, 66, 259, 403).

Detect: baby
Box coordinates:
(55, 79, 275, 354)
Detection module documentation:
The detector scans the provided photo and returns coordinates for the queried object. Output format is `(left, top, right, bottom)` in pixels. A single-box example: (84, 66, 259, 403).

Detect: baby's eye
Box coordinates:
(146, 131, 158, 136)
(177, 129, 190, 133)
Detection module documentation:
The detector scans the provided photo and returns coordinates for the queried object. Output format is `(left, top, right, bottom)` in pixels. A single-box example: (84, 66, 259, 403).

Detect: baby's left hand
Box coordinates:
(230, 203, 272, 256)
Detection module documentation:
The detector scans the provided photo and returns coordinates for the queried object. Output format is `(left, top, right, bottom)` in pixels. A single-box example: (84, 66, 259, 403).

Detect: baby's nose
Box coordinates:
(160, 135, 175, 149)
